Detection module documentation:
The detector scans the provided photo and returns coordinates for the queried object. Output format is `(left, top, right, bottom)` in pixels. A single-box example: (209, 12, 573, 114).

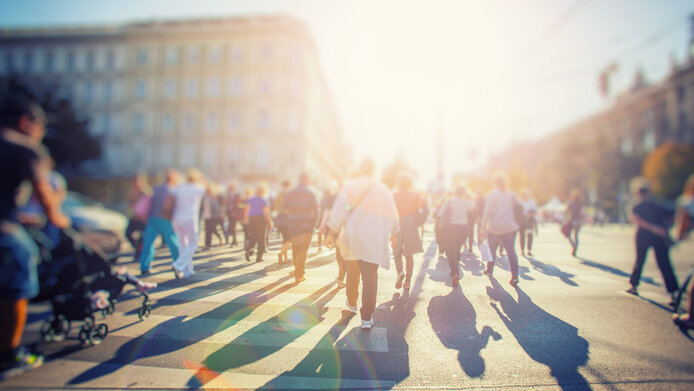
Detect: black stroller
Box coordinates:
(31, 228, 152, 346)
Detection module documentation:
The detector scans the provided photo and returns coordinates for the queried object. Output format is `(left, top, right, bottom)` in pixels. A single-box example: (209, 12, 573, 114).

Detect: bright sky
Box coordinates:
(1, 0, 692, 184)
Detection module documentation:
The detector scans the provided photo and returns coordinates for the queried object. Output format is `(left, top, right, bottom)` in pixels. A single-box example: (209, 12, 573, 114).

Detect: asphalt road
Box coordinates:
(3, 223, 694, 390)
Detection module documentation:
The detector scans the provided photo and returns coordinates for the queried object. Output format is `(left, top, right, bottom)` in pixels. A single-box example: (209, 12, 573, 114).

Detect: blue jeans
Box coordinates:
(138, 217, 180, 272)
(486, 231, 519, 280)
(0, 222, 40, 299)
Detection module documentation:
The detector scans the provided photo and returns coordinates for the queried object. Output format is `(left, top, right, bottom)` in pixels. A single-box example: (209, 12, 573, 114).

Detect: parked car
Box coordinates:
(62, 191, 128, 256)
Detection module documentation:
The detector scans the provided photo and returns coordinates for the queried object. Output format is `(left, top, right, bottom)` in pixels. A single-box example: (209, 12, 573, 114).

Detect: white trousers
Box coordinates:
(172, 218, 198, 277)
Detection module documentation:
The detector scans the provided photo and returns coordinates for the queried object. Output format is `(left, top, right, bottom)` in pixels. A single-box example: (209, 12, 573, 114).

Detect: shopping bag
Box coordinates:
(479, 240, 493, 263)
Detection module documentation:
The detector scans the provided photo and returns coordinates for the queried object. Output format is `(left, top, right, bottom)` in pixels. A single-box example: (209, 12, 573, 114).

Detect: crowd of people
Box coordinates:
(2, 94, 693, 380)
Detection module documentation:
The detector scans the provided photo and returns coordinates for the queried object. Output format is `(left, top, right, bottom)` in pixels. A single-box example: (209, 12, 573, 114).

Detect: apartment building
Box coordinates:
(0, 15, 350, 190)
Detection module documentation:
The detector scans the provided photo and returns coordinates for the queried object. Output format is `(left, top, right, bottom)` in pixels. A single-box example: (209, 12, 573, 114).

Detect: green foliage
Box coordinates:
(642, 142, 694, 199)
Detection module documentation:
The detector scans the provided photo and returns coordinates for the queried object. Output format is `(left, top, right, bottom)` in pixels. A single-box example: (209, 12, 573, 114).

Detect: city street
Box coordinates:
(3, 224, 694, 390)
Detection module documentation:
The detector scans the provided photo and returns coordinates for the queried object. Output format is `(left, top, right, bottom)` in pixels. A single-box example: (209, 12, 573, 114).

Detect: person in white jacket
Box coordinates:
(326, 159, 399, 330)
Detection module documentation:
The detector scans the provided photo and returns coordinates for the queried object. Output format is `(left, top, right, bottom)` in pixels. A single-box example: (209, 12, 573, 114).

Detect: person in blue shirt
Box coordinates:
(243, 185, 273, 263)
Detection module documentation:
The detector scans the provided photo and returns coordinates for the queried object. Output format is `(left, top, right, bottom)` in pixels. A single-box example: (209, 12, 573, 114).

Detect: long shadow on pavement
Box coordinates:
(526, 256, 578, 286)
(486, 279, 590, 390)
(428, 285, 501, 378)
(577, 257, 660, 287)
(257, 240, 439, 389)
(185, 281, 339, 387)
(67, 273, 296, 385)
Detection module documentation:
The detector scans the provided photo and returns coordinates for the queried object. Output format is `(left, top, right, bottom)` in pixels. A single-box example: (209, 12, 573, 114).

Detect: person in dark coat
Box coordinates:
(284, 174, 318, 283)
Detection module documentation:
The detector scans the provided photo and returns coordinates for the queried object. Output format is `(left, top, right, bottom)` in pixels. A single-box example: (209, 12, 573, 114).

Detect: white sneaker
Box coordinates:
(361, 319, 374, 330)
(345, 299, 358, 313)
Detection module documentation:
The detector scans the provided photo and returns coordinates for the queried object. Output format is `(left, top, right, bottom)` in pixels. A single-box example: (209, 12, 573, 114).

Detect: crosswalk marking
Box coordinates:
(6, 359, 395, 390)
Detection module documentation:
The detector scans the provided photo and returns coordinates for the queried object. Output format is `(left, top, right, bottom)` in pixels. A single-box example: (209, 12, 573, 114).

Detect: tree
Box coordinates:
(1, 76, 101, 171)
(642, 142, 694, 199)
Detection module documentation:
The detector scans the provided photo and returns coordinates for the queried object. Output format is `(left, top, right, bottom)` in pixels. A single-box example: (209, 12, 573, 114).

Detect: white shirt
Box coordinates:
(482, 189, 519, 235)
(328, 176, 399, 268)
(172, 183, 206, 224)
(522, 198, 537, 215)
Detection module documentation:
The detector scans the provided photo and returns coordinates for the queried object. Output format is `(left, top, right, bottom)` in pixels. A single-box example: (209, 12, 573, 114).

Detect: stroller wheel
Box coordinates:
(78, 328, 91, 346)
(40, 316, 70, 342)
(138, 305, 151, 321)
(96, 323, 108, 340)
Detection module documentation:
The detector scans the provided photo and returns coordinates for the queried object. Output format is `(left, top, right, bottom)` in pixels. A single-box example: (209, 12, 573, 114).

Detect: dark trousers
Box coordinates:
(519, 226, 533, 253)
(629, 230, 679, 293)
(486, 231, 519, 280)
(246, 215, 267, 260)
(291, 232, 313, 279)
(204, 217, 225, 247)
(394, 253, 414, 282)
(345, 260, 379, 321)
(226, 215, 239, 244)
(446, 224, 468, 276)
(125, 219, 146, 254)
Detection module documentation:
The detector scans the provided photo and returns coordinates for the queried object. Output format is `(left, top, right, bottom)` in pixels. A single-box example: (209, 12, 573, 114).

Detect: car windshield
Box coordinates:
(63, 191, 100, 209)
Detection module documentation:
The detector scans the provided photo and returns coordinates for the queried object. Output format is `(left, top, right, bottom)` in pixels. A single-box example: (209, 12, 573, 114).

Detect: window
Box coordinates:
(66, 51, 76, 72)
(677, 86, 686, 104)
(136, 48, 148, 65)
(4, 52, 13, 73)
(180, 145, 195, 167)
(163, 79, 176, 99)
(643, 131, 656, 152)
(23, 52, 33, 73)
(90, 113, 103, 135)
(206, 77, 220, 98)
(165, 46, 178, 66)
(135, 79, 147, 100)
(229, 45, 242, 62)
(162, 113, 174, 133)
(61, 83, 73, 101)
(134, 113, 145, 134)
(84, 81, 95, 101)
(105, 49, 115, 70)
(208, 45, 222, 64)
(132, 144, 146, 168)
(185, 79, 198, 98)
(259, 76, 271, 96)
(103, 113, 111, 133)
(206, 113, 218, 133)
(260, 44, 272, 60)
(159, 145, 174, 168)
(258, 110, 270, 130)
(44, 52, 54, 72)
(187, 45, 200, 64)
(104, 80, 114, 101)
(228, 77, 242, 98)
(227, 112, 240, 133)
(86, 50, 95, 71)
(183, 113, 196, 131)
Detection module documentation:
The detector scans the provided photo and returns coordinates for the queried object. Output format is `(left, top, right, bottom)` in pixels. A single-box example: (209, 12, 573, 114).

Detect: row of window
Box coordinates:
(104, 143, 283, 172)
(0, 42, 304, 74)
(90, 110, 300, 135)
(57, 75, 302, 104)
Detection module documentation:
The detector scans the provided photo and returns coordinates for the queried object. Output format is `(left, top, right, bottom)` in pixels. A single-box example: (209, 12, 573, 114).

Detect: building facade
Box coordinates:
(0, 15, 349, 191)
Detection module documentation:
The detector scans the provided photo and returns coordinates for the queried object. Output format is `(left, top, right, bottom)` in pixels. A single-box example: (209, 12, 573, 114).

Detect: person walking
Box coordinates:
(274, 180, 292, 265)
(284, 174, 319, 283)
(244, 185, 273, 263)
(326, 159, 399, 330)
(317, 189, 336, 251)
(562, 189, 584, 256)
(626, 180, 679, 304)
(138, 169, 181, 275)
(225, 182, 243, 247)
(392, 175, 428, 290)
(438, 185, 474, 286)
(171, 168, 206, 279)
(0, 96, 70, 378)
(480, 173, 521, 286)
(202, 184, 226, 250)
(125, 174, 152, 261)
(673, 175, 694, 328)
(519, 188, 538, 257)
